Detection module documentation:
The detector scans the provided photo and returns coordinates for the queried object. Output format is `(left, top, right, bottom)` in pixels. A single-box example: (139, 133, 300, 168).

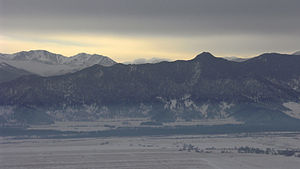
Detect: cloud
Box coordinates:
(123, 57, 171, 64)
(1, 0, 300, 36)
(1, 0, 300, 60)
(4, 34, 94, 47)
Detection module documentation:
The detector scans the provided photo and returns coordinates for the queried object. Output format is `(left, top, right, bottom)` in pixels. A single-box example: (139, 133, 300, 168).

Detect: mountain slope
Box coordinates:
(0, 50, 116, 76)
(65, 53, 116, 66)
(1, 52, 300, 126)
(0, 61, 32, 83)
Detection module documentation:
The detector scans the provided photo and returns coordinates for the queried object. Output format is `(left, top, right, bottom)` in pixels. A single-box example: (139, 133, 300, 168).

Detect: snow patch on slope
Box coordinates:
(199, 104, 209, 118)
(283, 102, 300, 119)
(64, 53, 116, 67)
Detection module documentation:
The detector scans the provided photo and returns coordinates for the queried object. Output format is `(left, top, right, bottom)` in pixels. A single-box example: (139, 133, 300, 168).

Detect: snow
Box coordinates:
(0, 50, 116, 76)
(1, 132, 300, 169)
(9, 50, 65, 64)
(283, 102, 300, 119)
(199, 104, 209, 118)
(0, 106, 15, 116)
(64, 53, 115, 67)
(219, 102, 234, 118)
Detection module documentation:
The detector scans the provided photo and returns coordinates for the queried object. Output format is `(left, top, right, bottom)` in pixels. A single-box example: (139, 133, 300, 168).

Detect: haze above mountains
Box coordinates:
(293, 51, 300, 55)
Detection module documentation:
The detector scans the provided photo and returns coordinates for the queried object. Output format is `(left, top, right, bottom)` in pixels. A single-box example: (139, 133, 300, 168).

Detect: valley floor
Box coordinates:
(1, 132, 300, 169)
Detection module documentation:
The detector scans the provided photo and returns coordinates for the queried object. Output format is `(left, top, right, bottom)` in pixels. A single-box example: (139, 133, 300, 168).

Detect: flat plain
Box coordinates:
(1, 132, 300, 169)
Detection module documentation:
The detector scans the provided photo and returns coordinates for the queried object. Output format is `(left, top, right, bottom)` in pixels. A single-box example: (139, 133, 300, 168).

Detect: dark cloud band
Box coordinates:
(1, 0, 300, 35)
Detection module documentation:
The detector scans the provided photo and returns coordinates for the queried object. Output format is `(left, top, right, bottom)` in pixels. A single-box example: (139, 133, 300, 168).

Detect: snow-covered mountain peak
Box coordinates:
(0, 50, 116, 76)
(66, 53, 116, 67)
(6, 50, 65, 65)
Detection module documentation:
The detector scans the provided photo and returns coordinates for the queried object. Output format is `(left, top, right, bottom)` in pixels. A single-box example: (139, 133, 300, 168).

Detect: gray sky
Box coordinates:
(0, 0, 300, 61)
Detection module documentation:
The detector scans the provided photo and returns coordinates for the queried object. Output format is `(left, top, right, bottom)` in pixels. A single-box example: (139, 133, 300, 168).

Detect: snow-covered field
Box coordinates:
(1, 132, 300, 169)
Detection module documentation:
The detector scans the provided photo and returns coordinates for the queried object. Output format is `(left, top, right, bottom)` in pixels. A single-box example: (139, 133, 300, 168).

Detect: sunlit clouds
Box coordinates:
(1, 31, 299, 62)
(1, 0, 300, 62)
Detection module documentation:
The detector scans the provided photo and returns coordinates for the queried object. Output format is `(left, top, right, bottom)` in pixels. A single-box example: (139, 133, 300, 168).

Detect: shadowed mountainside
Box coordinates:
(1, 52, 300, 127)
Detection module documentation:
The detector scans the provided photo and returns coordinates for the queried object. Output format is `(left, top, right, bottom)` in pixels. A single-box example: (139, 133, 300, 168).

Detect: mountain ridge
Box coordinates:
(1, 52, 300, 127)
(0, 50, 116, 77)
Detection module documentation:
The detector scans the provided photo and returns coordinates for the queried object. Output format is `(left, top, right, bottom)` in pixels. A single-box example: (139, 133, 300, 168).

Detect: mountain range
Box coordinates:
(0, 50, 116, 82)
(1, 51, 300, 127)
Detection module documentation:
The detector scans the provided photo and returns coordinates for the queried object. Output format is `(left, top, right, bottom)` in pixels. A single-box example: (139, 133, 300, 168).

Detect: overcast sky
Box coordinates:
(1, 0, 299, 62)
